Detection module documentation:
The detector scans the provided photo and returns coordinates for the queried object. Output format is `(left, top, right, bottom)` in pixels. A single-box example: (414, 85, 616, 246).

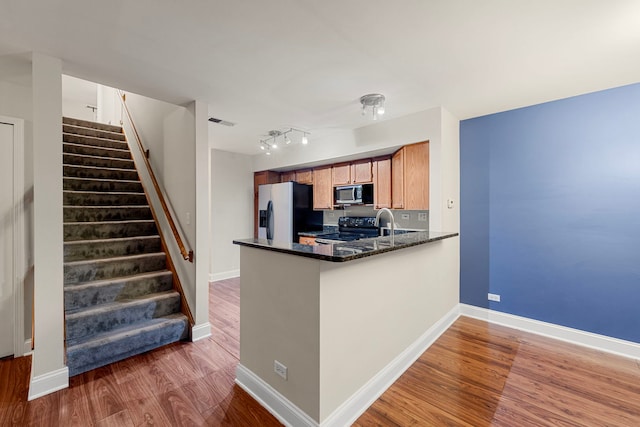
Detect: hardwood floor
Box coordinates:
(2, 277, 640, 426)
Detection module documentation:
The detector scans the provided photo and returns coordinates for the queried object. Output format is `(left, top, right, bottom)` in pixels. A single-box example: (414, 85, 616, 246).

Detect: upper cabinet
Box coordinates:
(331, 159, 373, 186)
(392, 141, 429, 210)
(313, 165, 333, 210)
(295, 169, 313, 185)
(373, 156, 392, 209)
(280, 170, 295, 183)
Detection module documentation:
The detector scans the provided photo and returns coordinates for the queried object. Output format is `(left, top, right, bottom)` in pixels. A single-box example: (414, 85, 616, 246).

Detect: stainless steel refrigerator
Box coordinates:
(258, 182, 323, 242)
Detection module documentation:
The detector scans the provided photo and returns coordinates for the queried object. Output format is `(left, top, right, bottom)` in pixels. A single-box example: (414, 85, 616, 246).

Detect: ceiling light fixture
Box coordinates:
(259, 128, 310, 154)
(360, 93, 386, 120)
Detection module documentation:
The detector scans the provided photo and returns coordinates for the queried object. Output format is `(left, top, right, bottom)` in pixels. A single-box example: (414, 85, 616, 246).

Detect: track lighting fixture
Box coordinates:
(360, 93, 386, 120)
(258, 128, 310, 154)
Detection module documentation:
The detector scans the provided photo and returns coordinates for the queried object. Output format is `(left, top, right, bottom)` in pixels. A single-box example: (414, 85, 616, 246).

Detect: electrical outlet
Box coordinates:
(401, 213, 410, 220)
(447, 198, 455, 209)
(488, 293, 501, 302)
(274, 360, 288, 380)
(186, 212, 191, 225)
(418, 212, 428, 222)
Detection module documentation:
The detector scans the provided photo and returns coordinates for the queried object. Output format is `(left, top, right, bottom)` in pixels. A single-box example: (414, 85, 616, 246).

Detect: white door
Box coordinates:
(0, 121, 14, 358)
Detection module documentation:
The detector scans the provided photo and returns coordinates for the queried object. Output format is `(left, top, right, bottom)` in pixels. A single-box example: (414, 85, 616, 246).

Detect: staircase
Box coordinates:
(62, 116, 189, 376)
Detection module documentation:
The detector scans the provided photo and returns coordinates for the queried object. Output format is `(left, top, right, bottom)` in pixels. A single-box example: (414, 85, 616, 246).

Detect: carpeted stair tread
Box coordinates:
(63, 142, 132, 160)
(63, 164, 139, 181)
(63, 124, 126, 141)
(63, 116, 123, 133)
(64, 133, 129, 150)
(64, 205, 152, 222)
(63, 190, 147, 206)
(66, 313, 189, 377)
(64, 235, 162, 261)
(63, 153, 135, 169)
(64, 252, 167, 285)
(64, 177, 143, 193)
(64, 270, 174, 311)
(64, 219, 157, 241)
(65, 290, 181, 343)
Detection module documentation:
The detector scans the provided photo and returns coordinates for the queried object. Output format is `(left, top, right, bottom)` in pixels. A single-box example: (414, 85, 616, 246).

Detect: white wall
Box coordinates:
(0, 54, 34, 347)
(61, 75, 96, 121)
(210, 149, 253, 280)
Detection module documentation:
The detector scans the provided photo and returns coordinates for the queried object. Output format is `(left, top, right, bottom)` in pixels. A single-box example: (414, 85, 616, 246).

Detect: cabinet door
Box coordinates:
(299, 236, 317, 246)
(254, 171, 280, 237)
(404, 142, 429, 210)
(313, 166, 333, 210)
(295, 169, 313, 185)
(331, 163, 351, 186)
(351, 159, 373, 183)
(280, 171, 295, 183)
(374, 157, 392, 208)
(391, 148, 404, 209)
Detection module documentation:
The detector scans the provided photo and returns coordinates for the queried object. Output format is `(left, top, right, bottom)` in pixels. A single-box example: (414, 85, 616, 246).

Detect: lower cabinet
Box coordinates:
(299, 236, 317, 245)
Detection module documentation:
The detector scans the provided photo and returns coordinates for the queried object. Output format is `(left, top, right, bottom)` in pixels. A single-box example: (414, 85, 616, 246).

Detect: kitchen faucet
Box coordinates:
(374, 208, 395, 245)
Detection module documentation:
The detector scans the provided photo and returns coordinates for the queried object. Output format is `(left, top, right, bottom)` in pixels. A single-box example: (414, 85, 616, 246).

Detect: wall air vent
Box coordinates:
(208, 117, 236, 127)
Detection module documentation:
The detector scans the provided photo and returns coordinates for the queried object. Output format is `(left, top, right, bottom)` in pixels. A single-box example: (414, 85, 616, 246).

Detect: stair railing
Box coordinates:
(117, 90, 194, 263)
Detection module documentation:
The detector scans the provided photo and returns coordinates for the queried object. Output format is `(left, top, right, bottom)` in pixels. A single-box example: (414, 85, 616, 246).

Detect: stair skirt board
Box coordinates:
(66, 314, 189, 377)
(64, 271, 174, 311)
(63, 236, 162, 261)
(62, 117, 188, 377)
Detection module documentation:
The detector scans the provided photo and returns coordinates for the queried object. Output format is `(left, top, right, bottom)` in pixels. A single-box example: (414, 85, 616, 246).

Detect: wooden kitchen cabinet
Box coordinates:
(313, 165, 333, 210)
(280, 170, 295, 182)
(295, 169, 313, 185)
(392, 141, 429, 210)
(331, 162, 351, 186)
(351, 159, 373, 183)
(299, 236, 317, 246)
(373, 156, 392, 209)
(254, 170, 280, 237)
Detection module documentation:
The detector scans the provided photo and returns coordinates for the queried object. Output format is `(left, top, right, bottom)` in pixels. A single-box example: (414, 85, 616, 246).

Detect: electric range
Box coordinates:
(315, 217, 379, 244)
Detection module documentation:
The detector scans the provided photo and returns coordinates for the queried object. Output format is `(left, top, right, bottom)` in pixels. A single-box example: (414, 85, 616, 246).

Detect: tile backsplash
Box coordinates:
(323, 206, 429, 230)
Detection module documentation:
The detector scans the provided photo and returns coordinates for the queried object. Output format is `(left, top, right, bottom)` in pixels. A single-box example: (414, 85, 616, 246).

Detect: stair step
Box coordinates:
(63, 124, 126, 141)
(64, 133, 129, 151)
(64, 271, 174, 311)
(64, 177, 143, 193)
(65, 291, 181, 343)
(64, 205, 152, 222)
(63, 117, 123, 133)
(63, 165, 139, 181)
(64, 219, 157, 241)
(63, 142, 132, 160)
(63, 191, 147, 206)
(63, 153, 135, 170)
(64, 235, 162, 261)
(64, 252, 167, 285)
(66, 313, 188, 377)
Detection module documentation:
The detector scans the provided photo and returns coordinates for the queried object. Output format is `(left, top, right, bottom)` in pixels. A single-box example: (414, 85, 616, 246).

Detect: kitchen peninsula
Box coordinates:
(232, 230, 459, 426)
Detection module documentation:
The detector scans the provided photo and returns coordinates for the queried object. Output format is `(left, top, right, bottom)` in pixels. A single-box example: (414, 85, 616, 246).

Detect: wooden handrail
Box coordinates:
(117, 91, 194, 262)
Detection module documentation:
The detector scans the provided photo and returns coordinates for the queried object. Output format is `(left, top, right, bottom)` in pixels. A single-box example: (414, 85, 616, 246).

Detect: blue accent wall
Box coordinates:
(460, 83, 640, 343)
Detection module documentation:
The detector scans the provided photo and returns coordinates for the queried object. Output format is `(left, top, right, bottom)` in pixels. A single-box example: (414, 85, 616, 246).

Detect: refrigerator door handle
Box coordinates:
(266, 200, 274, 240)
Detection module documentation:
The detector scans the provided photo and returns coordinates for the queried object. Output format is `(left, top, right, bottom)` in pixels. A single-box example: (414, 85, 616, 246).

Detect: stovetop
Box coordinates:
(316, 217, 379, 242)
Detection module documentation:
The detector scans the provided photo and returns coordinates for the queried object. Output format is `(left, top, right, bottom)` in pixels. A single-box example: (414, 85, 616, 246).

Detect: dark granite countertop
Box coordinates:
(298, 226, 338, 237)
(233, 230, 459, 262)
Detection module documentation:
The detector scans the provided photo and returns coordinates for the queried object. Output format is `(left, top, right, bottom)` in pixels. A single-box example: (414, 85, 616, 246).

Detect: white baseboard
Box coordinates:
(235, 305, 460, 427)
(459, 304, 640, 360)
(191, 322, 212, 342)
(28, 366, 69, 401)
(236, 364, 319, 427)
(322, 305, 460, 427)
(209, 269, 240, 282)
(23, 339, 33, 355)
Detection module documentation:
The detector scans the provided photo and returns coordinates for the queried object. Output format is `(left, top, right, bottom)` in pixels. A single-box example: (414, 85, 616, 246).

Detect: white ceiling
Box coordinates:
(2, 1, 640, 154)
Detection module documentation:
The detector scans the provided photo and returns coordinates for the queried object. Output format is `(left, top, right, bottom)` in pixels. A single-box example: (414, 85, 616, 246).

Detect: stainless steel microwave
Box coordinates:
(334, 184, 373, 205)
